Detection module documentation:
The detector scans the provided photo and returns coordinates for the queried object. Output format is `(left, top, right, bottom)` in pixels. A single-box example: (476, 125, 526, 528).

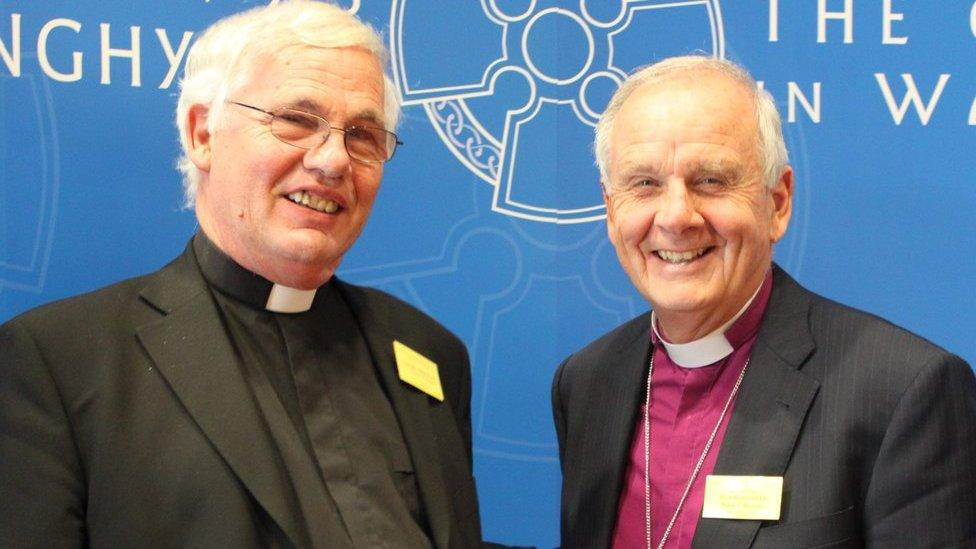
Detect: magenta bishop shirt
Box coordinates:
(612, 271, 773, 548)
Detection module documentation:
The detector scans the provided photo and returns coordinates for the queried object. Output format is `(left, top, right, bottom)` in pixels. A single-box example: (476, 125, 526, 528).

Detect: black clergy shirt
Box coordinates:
(192, 233, 432, 549)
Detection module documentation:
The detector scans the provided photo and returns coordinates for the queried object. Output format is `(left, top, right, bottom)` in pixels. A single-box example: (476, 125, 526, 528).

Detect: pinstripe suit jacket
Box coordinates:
(553, 266, 976, 548)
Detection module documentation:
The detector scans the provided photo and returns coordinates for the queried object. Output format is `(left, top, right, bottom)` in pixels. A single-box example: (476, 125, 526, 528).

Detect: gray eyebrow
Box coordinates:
(686, 158, 742, 175)
(286, 98, 385, 129)
(288, 98, 320, 113)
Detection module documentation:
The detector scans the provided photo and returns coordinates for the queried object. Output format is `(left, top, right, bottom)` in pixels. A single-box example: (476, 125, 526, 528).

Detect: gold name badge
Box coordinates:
(393, 340, 444, 401)
(702, 475, 783, 521)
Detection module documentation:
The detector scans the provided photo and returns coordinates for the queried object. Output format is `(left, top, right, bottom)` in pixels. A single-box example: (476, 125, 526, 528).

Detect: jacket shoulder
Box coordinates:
(803, 284, 958, 365)
(770, 265, 959, 365)
(563, 312, 651, 366)
(767, 269, 970, 410)
(2, 272, 157, 335)
(555, 311, 652, 395)
(335, 279, 463, 348)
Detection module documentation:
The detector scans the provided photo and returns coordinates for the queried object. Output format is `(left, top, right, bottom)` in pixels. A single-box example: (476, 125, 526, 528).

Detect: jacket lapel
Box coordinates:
(337, 282, 455, 549)
(578, 315, 653, 547)
(692, 267, 821, 548)
(134, 249, 313, 549)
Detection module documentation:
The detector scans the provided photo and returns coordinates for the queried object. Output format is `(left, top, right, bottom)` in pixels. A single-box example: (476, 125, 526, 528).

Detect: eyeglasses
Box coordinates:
(227, 101, 402, 164)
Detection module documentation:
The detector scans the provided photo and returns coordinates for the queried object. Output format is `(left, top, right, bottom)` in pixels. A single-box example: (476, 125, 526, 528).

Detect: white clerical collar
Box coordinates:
(651, 281, 765, 368)
(265, 284, 317, 313)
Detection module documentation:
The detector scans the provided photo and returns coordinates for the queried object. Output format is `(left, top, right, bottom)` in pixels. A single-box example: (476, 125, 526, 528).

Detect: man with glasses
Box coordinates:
(0, 2, 481, 548)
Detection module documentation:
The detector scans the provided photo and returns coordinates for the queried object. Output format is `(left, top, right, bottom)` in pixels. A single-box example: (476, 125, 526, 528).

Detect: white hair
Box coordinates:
(594, 55, 788, 190)
(175, 0, 401, 207)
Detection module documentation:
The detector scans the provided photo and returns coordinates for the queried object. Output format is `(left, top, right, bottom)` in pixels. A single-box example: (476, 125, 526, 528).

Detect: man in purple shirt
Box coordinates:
(553, 55, 976, 548)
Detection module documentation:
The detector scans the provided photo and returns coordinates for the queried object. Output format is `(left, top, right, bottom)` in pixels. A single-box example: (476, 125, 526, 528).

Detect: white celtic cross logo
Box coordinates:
(391, 0, 725, 224)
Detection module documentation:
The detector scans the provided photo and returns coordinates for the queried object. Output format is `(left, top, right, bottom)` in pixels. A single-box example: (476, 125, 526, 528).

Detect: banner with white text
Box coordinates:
(3, 1, 975, 546)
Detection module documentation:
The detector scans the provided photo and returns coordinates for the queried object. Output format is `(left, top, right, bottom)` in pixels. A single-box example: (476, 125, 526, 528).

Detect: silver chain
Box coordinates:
(644, 351, 751, 549)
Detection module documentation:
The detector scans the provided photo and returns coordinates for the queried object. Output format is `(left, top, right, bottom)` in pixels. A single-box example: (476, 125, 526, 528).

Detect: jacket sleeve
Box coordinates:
(453, 341, 474, 465)
(863, 353, 976, 547)
(551, 355, 572, 467)
(0, 319, 86, 548)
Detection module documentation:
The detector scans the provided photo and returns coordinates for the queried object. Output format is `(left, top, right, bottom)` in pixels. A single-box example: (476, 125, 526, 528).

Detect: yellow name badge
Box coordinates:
(702, 475, 783, 521)
(393, 340, 444, 401)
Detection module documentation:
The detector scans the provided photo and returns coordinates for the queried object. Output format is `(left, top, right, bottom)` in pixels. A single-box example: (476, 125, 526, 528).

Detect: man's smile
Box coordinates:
(287, 190, 340, 213)
(654, 246, 714, 264)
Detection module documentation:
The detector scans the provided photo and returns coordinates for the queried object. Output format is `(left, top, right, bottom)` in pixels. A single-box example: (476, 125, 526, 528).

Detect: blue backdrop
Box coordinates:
(3, 1, 975, 546)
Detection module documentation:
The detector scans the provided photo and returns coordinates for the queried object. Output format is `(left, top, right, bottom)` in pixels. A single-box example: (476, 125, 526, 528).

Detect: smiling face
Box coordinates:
(604, 72, 792, 342)
(187, 45, 386, 289)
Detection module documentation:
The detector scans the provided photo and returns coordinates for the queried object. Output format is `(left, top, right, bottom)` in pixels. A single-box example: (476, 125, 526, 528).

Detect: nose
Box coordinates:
(302, 128, 351, 183)
(654, 180, 702, 234)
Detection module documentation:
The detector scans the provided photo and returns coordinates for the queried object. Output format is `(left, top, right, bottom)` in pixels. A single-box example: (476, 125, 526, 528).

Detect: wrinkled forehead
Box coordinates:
(624, 73, 756, 132)
(609, 73, 760, 166)
(233, 43, 384, 101)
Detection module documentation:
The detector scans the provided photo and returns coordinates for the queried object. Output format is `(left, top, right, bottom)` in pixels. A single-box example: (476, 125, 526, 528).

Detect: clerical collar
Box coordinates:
(192, 232, 318, 313)
(651, 272, 771, 368)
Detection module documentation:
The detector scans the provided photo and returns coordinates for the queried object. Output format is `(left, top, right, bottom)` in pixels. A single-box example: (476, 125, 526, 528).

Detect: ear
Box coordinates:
(602, 181, 615, 232)
(769, 166, 793, 243)
(185, 103, 213, 173)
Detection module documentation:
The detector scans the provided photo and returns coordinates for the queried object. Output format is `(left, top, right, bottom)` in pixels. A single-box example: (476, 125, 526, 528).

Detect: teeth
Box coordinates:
(287, 191, 339, 214)
(657, 248, 707, 264)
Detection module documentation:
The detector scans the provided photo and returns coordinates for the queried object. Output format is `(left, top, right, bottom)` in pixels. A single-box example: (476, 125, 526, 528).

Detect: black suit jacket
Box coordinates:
(0, 244, 481, 548)
(553, 266, 976, 548)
